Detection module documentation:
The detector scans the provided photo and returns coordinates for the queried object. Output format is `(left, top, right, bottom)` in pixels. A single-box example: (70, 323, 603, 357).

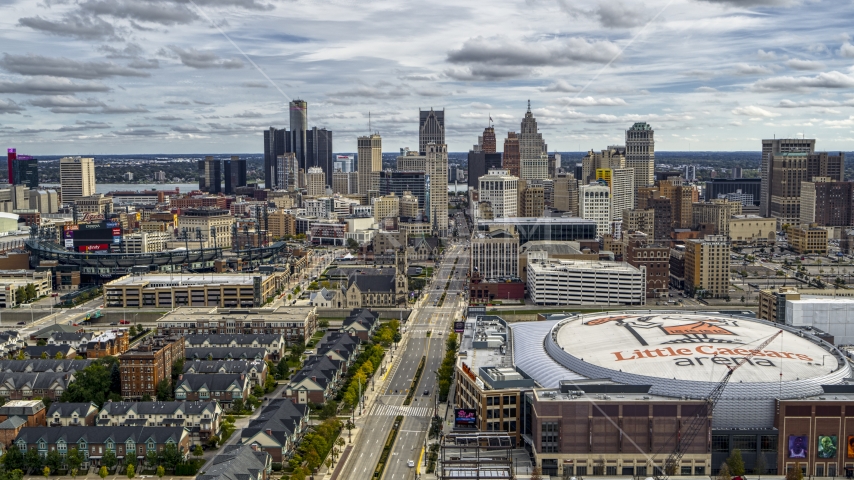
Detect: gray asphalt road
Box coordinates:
(339, 216, 471, 480)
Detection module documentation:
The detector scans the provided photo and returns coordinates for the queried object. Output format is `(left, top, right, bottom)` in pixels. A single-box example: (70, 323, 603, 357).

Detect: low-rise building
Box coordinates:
(0, 372, 74, 401)
(526, 259, 646, 306)
(284, 356, 343, 405)
(471, 229, 519, 280)
(789, 224, 828, 254)
(174, 373, 250, 405)
(240, 399, 310, 463)
(184, 334, 284, 361)
(156, 306, 317, 348)
(122, 232, 171, 254)
(119, 334, 185, 400)
(183, 360, 268, 387)
(757, 286, 806, 323)
(24, 345, 76, 359)
(728, 215, 776, 245)
(46, 402, 98, 426)
(340, 309, 379, 342)
(13, 426, 190, 468)
(0, 400, 46, 447)
(98, 400, 222, 445)
(185, 347, 268, 361)
(0, 331, 25, 357)
(0, 359, 91, 373)
(46, 332, 92, 350)
(197, 444, 272, 480)
(85, 330, 129, 358)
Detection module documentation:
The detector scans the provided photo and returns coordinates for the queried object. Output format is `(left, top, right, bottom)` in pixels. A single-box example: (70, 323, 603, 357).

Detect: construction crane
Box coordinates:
(654, 329, 783, 480)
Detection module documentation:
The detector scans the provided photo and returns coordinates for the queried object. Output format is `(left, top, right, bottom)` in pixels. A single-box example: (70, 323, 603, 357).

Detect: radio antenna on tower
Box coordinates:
(369, 112, 372, 134)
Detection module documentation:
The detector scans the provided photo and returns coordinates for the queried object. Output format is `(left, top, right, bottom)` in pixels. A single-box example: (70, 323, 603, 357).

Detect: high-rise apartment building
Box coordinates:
(332, 170, 354, 195)
(684, 235, 730, 299)
(478, 169, 518, 219)
(467, 151, 503, 189)
(119, 335, 185, 400)
(503, 132, 520, 177)
(659, 180, 697, 229)
(692, 199, 742, 237)
(373, 192, 400, 221)
(519, 101, 548, 180)
(625, 122, 655, 188)
(223, 156, 246, 195)
(481, 126, 496, 154)
(579, 183, 611, 237)
(59, 156, 95, 203)
(306, 167, 325, 197)
(290, 99, 308, 169)
(518, 179, 545, 217)
(426, 143, 449, 235)
(11, 157, 39, 189)
(357, 134, 382, 197)
(581, 148, 626, 184)
(623, 209, 655, 235)
(800, 179, 854, 227)
(760, 138, 815, 217)
(553, 174, 579, 216)
(648, 197, 672, 244)
(419, 109, 445, 155)
(198, 156, 221, 194)
(596, 167, 634, 221)
(276, 153, 297, 190)
(769, 151, 844, 227)
(307, 127, 333, 185)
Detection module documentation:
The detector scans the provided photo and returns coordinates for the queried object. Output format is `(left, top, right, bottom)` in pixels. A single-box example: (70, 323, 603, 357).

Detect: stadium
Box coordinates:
(511, 311, 851, 429)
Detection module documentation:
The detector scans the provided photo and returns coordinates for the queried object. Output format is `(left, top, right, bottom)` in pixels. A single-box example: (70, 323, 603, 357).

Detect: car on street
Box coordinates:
(408, 460, 415, 468)
(424, 389, 430, 395)
(16, 322, 24, 325)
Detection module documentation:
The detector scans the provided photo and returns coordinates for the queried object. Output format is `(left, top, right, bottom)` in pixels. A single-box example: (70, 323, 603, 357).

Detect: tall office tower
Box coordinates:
(482, 126, 496, 153)
(596, 167, 635, 221)
(769, 151, 844, 227)
(306, 167, 326, 197)
(503, 132, 520, 177)
(6, 148, 15, 184)
(379, 171, 428, 208)
(578, 183, 612, 237)
(276, 153, 297, 190)
(307, 127, 333, 185)
(759, 138, 816, 217)
(11, 156, 39, 188)
(397, 149, 426, 171)
(59, 157, 95, 202)
(553, 173, 579, 215)
(357, 133, 382, 196)
(582, 148, 626, 184)
(625, 122, 655, 188)
(419, 108, 445, 155)
(518, 180, 545, 217)
(467, 150, 502, 189)
(223, 156, 247, 195)
(263, 127, 288, 189)
(478, 169, 518, 218)
(519, 101, 548, 180)
(290, 100, 308, 170)
(332, 170, 350, 194)
(548, 153, 561, 179)
(426, 143, 449, 235)
(199, 156, 221, 194)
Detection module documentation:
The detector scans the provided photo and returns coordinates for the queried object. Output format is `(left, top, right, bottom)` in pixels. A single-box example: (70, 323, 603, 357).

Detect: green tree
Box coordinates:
(156, 466, 164, 479)
(346, 238, 359, 250)
(146, 450, 159, 469)
(125, 454, 137, 469)
(161, 443, 182, 470)
(54, 352, 64, 360)
(192, 445, 203, 458)
(60, 357, 122, 408)
(129, 325, 137, 337)
(101, 450, 117, 471)
(264, 373, 277, 393)
(3, 445, 24, 471)
(41, 352, 48, 359)
(25, 284, 37, 302)
(156, 379, 172, 401)
(66, 448, 82, 475)
(99, 466, 108, 480)
(726, 449, 745, 476)
(70, 469, 78, 479)
(42, 466, 50, 480)
(126, 464, 135, 479)
(45, 450, 62, 472)
(141, 394, 152, 402)
(24, 447, 43, 472)
(231, 399, 245, 414)
(14, 286, 25, 305)
(276, 360, 289, 380)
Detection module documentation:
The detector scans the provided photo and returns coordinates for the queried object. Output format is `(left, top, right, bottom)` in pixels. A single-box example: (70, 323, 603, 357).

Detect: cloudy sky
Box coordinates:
(1, 0, 853, 154)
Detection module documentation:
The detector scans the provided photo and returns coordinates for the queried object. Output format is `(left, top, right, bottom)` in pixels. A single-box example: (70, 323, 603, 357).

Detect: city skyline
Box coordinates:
(1, 0, 854, 154)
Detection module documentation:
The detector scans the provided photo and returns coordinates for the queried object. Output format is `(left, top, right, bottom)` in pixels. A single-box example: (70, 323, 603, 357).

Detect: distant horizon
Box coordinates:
(0, 150, 801, 158)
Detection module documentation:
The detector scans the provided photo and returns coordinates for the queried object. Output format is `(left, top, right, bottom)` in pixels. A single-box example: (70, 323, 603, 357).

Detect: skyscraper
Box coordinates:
(759, 138, 815, 217)
(6, 148, 15, 184)
(426, 143, 449, 235)
(11, 155, 39, 189)
(768, 151, 844, 227)
(579, 183, 611, 237)
(264, 127, 288, 189)
(519, 101, 548, 180)
(419, 108, 445, 155)
(276, 153, 297, 190)
(357, 133, 382, 196)
(467, 151, 502, 189)
(224, 156, 246, 195)
(503, 132, 520, 177)
(482, 126, 496, 153)
(478, 169, 519, 218)
(199, 156, 221, 194)
(290, 99, 308, 170)
(60, 157, 95, 203)
(625, 122, 655, 188)
(306, 167, 326, 197)
(307, 127, 333, 186)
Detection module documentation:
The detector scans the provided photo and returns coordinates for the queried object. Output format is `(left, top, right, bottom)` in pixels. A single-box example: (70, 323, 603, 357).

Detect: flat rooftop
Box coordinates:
(527, 260, 641, 273)
(158, 306, 314, 322)
(108, 273, 271, 287)
(2, 400, 44, 408)
(532, 388, 690, 402)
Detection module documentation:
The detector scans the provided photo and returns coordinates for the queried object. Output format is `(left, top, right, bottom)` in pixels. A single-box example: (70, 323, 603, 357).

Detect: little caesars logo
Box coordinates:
(587, 315, 812, 368)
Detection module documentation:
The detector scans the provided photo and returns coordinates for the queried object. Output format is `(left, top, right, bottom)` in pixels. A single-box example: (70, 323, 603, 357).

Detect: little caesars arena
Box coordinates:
(499, 312, 854, 476)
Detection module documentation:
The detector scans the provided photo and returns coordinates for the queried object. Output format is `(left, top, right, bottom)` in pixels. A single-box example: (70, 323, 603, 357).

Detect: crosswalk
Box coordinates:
(371, 403, 434, 417)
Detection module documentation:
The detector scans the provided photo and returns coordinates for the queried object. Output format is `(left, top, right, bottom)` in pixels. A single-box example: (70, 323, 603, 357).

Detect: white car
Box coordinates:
(408, 460, 415, 468)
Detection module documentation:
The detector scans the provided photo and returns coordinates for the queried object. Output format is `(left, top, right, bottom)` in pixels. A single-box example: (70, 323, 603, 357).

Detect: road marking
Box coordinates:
(370, 404, 434, 417)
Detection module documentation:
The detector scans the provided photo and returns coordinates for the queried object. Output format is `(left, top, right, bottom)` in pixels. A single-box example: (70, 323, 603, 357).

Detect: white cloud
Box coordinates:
(840, 42, 854, 58)
(752, 71, 854, 91)
(785, 59, 825, 71)
(557, 96, 627, 107)
(731, 106, 780, 117)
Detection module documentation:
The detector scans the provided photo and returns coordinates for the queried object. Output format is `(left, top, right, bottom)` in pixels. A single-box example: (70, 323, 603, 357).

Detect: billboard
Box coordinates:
(78, 244, 109, 252)
(454, 408, 477, 428)
(818, 436, 838, 459)
(454, 321, 465, 332)
(788, 435, 808, 458)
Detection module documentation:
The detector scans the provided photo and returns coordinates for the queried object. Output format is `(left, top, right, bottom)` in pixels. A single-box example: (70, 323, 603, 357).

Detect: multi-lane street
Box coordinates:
(340, 213, 471, 480)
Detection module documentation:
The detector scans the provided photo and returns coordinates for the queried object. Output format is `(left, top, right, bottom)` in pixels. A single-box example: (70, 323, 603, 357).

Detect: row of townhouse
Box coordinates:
(0, 331, 25, 357)
(0, 372, 73, 400)
(240, 399, 311, 463)
(185, 347, 268, 362)
(174, 373, 251, 405)
(184, 334, 285, 361)
(183, 360, 268, 388)
(198, 444, 272, 480)
(0, 359, 92, 374)
(284, 326, 363, 405)
(45, 331, 128, 358)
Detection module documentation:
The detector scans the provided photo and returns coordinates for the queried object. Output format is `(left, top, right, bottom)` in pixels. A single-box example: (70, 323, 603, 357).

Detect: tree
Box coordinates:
(319, 319, 330, 329)
(726, 449, 745, 476)
(126, 454, 137, 469)
(42, 466, 50, 480)
(25, 284, 37, 302)
(99, 466, 108, 480)
(276, 361, 289, 380)
(192, 445, 203, 458)
(45, 450, 62, 473)
(3, 445, 24, 471)
(156, 466, 165, 479)
(530, 466, 542, 480)
(346, 238, 359, 250)
(156, 379, 172, 401)
(146, 450, 159, 469)
(101, 450, 117, 471)
(785, 462, 804, 480)
(141, 394, 153, 402)
(718, 463, 731, 480)
(67, 448, 82, 475)
(70, 469, 78, 479)
(15, 287, 25, 305)
(162, 443, 182, 470)
(126, 464, 135, 479)
(755, 452, 767, 479)
(129, 325, 138, 337)
(41, 352, 48, 359)
(54, 352, 64, 360)
(24, 447, 43, 472)
(231, 399, 245, 414)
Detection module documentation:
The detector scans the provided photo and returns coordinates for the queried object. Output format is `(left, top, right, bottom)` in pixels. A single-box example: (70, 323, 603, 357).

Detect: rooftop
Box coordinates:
(482, 217, 596, 225)
(527, 259, 642, 273)
(108, 273, 271, 287)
